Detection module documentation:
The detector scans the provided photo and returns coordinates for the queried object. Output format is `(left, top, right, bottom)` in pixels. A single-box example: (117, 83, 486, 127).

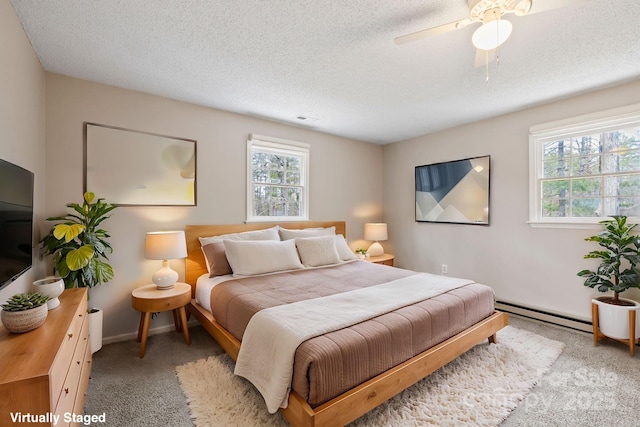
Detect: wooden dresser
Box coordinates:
(0, 288, 91, 426)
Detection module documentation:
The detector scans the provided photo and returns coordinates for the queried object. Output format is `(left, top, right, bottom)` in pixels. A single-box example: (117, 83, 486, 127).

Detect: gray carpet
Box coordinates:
(85, 316, 640, 426)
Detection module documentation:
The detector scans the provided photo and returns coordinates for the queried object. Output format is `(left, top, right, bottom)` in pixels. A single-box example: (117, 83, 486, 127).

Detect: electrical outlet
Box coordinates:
(441, 264, 448, 275)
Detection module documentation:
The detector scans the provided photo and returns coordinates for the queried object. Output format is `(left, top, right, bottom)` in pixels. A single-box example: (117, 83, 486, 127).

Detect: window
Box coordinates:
(529, 104, 640, 227)
(247, 134, 309, 222)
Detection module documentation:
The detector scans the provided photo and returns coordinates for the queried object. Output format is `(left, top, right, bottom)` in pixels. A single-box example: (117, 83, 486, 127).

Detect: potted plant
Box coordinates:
(577, 215, 640, 342)
(355, 248, 368, 260)
(41, 191, 116, 352)
(1, 292, 50, 333)
(41, 192, 116, 289)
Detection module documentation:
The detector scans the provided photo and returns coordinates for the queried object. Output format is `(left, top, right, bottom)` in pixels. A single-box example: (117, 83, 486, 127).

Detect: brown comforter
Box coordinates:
(209, 261, 495, 407)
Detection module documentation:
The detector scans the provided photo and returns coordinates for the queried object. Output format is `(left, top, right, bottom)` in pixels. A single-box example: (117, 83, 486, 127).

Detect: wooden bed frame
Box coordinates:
(185, 221, 509, 427)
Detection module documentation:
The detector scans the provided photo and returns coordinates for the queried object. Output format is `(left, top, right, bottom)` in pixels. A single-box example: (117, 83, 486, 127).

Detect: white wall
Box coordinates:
(0, 1, 46, 303)
(45, 73, 383, 341)
(382, 79, 640, 322)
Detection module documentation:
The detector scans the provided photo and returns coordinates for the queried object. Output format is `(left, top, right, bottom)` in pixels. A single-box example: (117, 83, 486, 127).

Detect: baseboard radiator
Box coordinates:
(495, 300, 593, 334)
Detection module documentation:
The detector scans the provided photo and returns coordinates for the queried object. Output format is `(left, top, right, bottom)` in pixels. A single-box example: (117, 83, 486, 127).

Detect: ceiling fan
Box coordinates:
(395, 0, 585, 55)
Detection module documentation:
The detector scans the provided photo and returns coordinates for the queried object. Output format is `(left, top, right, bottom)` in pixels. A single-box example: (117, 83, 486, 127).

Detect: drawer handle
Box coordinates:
(65, 388, 69, 395)
(68, 333, 73, 339)
(77, 361, 81, 365)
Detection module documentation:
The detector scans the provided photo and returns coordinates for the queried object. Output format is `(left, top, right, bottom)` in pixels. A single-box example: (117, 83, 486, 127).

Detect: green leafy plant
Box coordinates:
(1, 292, 49, 312)
(355, 248, 368, 255)
(42, 192, 117, 289)
(577, 216, 640, 304)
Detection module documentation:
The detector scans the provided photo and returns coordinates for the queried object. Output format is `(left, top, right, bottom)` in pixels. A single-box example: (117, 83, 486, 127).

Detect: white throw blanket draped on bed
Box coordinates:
(234, 272, 474, 413)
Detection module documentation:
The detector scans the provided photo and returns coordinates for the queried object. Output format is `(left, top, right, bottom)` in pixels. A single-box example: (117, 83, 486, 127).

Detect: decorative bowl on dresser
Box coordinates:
(32, 276, 65, 310)
(0, 302, 48, 333)
(0, 288, 91, 426)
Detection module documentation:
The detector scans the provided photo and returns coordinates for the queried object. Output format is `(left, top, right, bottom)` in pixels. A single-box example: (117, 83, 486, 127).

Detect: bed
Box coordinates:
(185, 221, 508, 427)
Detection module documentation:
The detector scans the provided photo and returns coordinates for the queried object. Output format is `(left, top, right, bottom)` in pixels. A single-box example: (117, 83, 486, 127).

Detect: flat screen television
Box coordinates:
(0, 159, 34, 290)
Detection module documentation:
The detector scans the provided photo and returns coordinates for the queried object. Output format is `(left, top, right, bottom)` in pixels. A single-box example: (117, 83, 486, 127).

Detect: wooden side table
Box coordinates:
(367, 253, 395, 266)
(131, 283, 192, 358)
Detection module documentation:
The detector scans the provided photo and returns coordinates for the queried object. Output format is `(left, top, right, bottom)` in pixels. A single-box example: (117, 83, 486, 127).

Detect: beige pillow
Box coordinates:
(279, 226, 335, 241)
(201, 242, 232, 277)
(198, 225, 280, 246)
(223, 239, 304, 276)
(295, 235, 341, 267)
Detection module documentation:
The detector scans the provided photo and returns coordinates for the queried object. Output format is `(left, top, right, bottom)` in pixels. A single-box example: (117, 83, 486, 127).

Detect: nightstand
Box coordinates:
(367, 253, 395, 266)
(131, 282, 191, 358)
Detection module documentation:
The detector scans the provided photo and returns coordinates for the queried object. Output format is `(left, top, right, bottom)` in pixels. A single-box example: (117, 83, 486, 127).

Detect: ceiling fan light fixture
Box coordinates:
(472, 18, 513, 50)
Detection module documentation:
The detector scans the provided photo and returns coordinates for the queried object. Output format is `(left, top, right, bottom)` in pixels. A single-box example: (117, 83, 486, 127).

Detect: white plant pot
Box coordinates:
(32, 277, 65, 310)
(88, 308, 103, 353)
(593, 298, 640, 340)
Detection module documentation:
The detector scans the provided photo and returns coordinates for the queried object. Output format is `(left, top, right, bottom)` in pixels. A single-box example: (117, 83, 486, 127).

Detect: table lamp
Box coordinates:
(364, 223, 387, 257)
(144, 230, 187, 289)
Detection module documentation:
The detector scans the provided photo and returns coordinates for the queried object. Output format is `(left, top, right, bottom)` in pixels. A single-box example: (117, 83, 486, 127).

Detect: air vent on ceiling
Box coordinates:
(295, 115, 319, 122)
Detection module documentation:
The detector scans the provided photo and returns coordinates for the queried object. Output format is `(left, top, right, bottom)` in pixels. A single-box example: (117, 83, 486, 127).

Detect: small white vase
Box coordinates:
(593, 298, 640, 340)
(88, 308, 103, 353)
(32, 277, 65, 310)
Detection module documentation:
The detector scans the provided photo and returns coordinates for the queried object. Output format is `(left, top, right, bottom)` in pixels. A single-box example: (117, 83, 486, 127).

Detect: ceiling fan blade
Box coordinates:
(394, 18, 471, 45)
(518, 0, 587, 16)
(474, 48, 497, 67)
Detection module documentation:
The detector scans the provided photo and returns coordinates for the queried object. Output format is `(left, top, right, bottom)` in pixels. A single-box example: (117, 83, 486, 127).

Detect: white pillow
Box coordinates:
(199, 225, 280, 246)
(279, 226, 336, 241)
(334, 234, 357, 261)
(295, 235, 341, 267)
(223, 239, 304, 276)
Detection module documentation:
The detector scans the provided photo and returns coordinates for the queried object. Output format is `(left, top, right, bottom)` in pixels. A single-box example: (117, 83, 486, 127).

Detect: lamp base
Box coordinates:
(367, 241, 384, 257)
(152, 260, 178, 289)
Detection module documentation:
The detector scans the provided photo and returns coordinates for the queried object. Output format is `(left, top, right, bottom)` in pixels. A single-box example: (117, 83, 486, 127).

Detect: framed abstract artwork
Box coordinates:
(84, 122, 196, 206)
(415, 155, 490, 225)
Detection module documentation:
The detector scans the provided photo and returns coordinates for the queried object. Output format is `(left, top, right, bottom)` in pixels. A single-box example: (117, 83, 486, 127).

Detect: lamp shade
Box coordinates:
(144, 231, 187, 260)
(364, 223, 388, 242)
(472, 18, 513, 50)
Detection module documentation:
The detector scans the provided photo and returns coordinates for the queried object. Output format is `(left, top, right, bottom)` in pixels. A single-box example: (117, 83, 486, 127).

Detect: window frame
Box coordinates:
(529, 103, 640, 229)
(246, 134, 310, 223)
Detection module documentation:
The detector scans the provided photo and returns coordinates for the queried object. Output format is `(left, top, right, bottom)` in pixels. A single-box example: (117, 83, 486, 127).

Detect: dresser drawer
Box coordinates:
(51, 297, 88, 412)
(54, 312, 89, 419)
(73, 342, 92, 416)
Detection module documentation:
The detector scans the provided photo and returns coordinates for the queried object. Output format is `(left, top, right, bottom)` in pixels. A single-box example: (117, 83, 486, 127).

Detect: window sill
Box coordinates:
(246, 216, 309, 223)
(528, 218, 640, 229)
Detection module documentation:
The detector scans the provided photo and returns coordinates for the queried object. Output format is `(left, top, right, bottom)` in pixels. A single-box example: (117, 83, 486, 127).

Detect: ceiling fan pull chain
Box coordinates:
(485, 50, 490, 83)
(495, 18, 501, 66)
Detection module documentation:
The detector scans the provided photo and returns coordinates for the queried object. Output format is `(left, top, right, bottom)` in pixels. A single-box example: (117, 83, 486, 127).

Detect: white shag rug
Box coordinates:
(176, 326, 564, 427)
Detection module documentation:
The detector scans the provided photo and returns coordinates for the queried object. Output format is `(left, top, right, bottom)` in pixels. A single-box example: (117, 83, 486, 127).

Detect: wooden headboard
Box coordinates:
(185, 221, 346, 295)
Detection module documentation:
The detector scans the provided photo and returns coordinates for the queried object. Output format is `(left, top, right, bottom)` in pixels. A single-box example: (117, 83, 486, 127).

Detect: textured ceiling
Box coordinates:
(10, 0, 640, 144)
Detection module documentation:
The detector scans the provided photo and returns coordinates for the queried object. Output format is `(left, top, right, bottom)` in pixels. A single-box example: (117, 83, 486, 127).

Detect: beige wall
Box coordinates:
(45, 73, 383, 341)
(382, 79, 640, 322)
(0, 1, 46, 303)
